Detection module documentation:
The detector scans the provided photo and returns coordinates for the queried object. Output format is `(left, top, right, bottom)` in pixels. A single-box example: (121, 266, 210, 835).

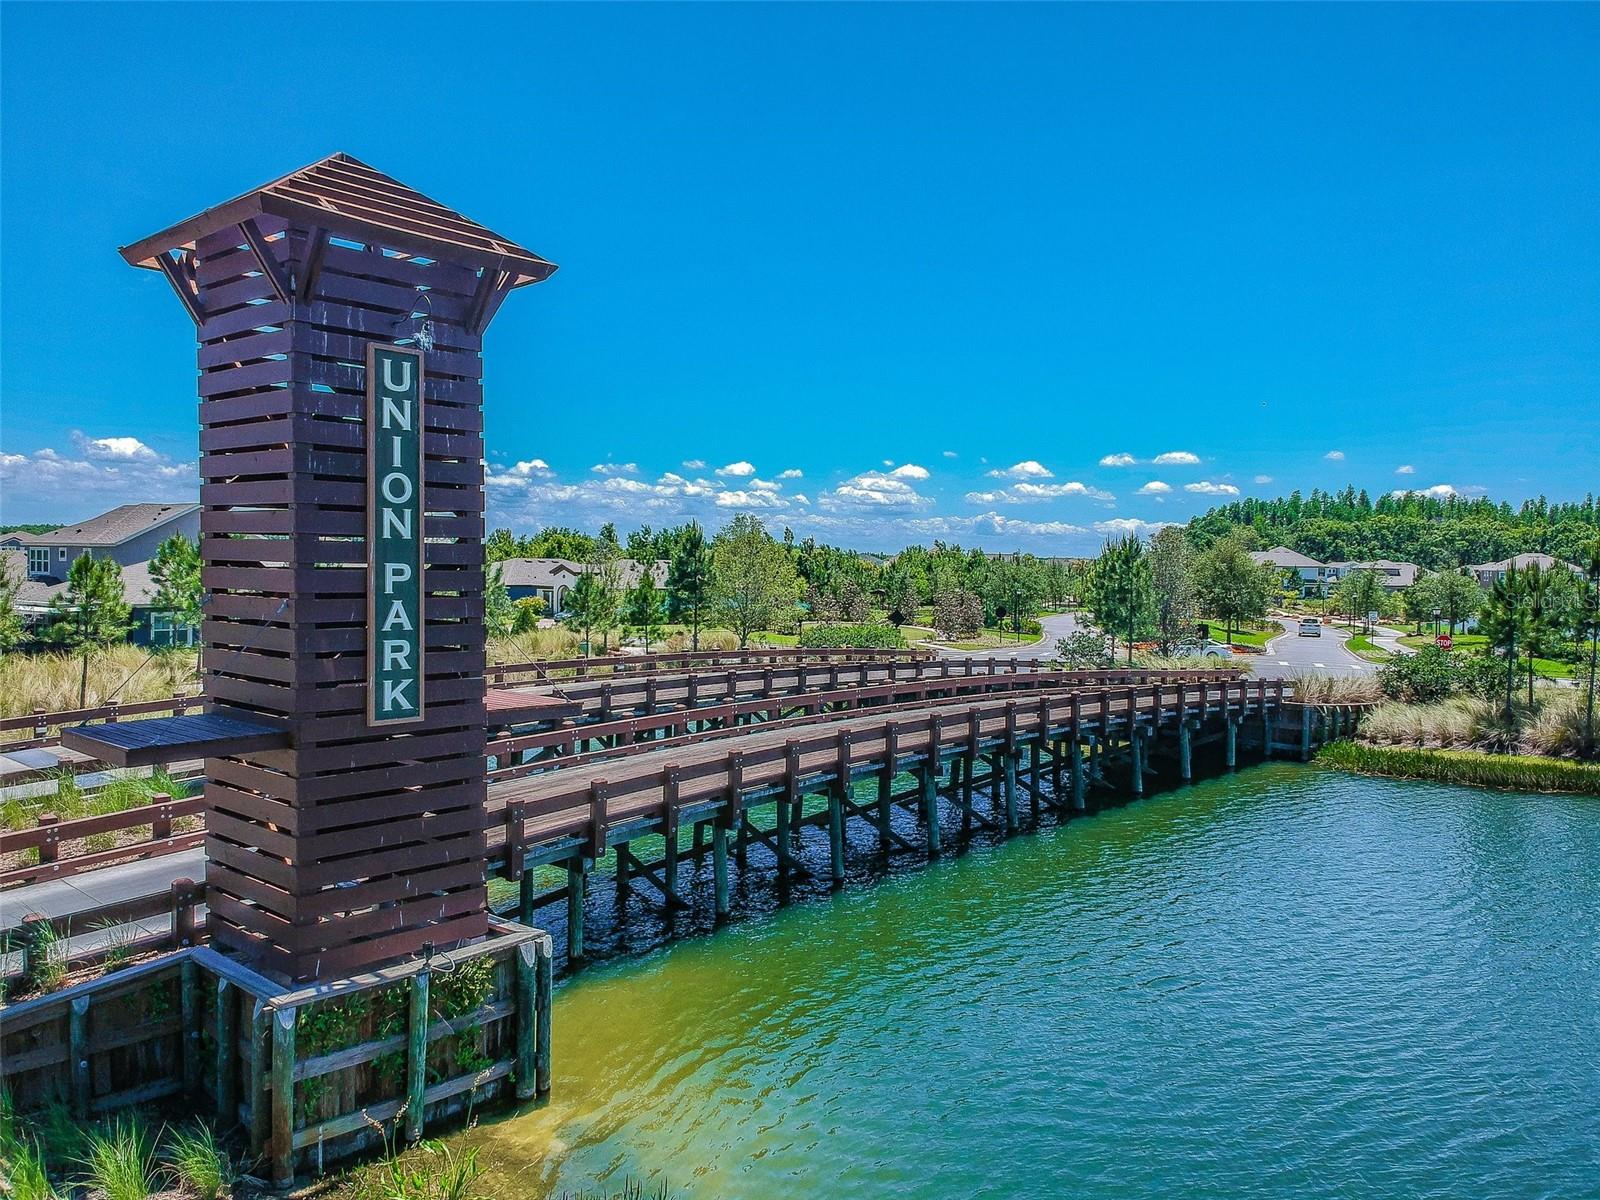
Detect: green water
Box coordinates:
(470, 765, 1600, 1198)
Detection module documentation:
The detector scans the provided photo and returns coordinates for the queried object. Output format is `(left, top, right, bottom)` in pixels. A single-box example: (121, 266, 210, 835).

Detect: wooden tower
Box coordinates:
(121, 154, 556, 981)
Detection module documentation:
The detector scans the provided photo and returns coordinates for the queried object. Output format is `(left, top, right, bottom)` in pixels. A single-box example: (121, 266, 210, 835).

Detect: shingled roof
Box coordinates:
(28, 503, 199, 548)
(120, 153, 557, 288)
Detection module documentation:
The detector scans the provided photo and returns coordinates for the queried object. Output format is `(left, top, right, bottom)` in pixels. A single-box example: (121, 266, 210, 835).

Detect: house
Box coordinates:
(1465, 552, 1581, 587)
(2, 550, 191, 646)
(495, 558, 669, 615)
(6, 503, 200, 581)
(1324, 559, 1422, 590)
(1249, 546, 1327, 597)
(2, 503, 202, 646)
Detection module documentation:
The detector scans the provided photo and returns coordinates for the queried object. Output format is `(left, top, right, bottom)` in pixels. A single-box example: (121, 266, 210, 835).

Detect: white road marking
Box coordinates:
(1314, 662, 1327, 668)
(1277, 660, 1290, 666)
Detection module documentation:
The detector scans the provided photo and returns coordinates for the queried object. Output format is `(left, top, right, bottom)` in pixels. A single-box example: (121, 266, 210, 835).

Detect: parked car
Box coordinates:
(1298, 617, 1322, 637)
(1174, 639, 1236, 659)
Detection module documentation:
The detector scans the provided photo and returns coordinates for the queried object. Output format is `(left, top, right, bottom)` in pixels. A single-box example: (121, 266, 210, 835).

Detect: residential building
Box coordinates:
(1249, 546, 1328, 597)
(1, 504, 202, 646)
(1465, 552, 1581, 586)
(4, 503, 200, 581)
(495, 557, 669, 615)
(1324, 559, 1422, 590)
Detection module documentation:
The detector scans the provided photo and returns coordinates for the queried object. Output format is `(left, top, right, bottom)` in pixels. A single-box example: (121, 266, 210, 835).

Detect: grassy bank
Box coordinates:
(1344, 633, 1392, 662)
(1318, 740, 1600, 796)
(1395, 633, 1574, 679)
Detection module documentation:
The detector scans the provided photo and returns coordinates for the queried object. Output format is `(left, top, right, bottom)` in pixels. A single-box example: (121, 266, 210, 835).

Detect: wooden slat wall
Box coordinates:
(192, 218, 491, 982)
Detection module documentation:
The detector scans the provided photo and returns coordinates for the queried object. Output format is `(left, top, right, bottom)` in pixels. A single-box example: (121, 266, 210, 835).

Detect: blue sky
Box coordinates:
(2, 3, 1595, 551)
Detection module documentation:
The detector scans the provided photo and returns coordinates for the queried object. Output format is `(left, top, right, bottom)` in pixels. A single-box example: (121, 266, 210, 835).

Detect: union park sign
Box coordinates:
(367, 342, 426, 726)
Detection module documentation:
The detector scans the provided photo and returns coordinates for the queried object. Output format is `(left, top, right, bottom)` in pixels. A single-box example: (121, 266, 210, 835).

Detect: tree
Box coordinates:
(1191, 534, 1273, 646)
(883, 566, 918, 627)
(485, 560, 516, 639)
(0, 558, 25, 653)
(512, 597, 545, 633)
(42, 553, 134, 705)
(563, 571, 610, 654)
(665, 523, 712, 650)
(932, 589, 983, 640)
(1332, 569, 1384, 634)
(1478, 564, 1521, 723)
(1085, 536, 1155, 664)
(1581, 541, 1600, 758)
(1055, 629, 1113, 670)
(149, 533, 203, 644)
(623, 573, 665, 653)
(710, 514, 800, 648)
(1148, 527, 1196, 654)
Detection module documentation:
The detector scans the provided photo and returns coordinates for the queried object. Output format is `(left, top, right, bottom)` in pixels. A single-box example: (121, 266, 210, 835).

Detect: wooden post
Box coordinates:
(172, 877, 199, 949)
(249, 1003, 270, 1156)
(515, 941, 537, 1101)
(615, 839, 631, 903)
(519, 866, 538, 926)
(1130, 727, 1145, 797)
(566, 859, 586, 963)
(712, 820, 730, 918)
(1028, 741, 1041, 817)
(405, 968, 430, 1143)
(1301, 708, 1314, 761)
(181, 958, 201, 1096)
(535, 935, 553, 1097)
(878, 723, 898, 854)
(921, 763, 942, 857)
(827, 785, 846, 888)
(69, 995, 91, 1118)
(269, 1006, 295, 1187)
(1179, 719, 1193, 781)
(1002, 753, 1019, 834)
(662, 770, 681, 909)
(1226, 717, 1238, 769)
(216, 979, 238, 1126)
(1071, 740, 1086, 811)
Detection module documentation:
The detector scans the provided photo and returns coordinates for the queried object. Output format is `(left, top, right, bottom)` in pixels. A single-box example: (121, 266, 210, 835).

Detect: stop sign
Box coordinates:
(1436, 633, 1453, 650)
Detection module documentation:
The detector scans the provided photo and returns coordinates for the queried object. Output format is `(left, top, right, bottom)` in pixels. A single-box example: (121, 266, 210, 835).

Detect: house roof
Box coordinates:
(1250, 546, 1323, 570)
(27, 503, 199, 548)
(496, 558, 669, 590)
(2, 550, 160, 612)
(1467, 552, 1577, 574)
(120, 152, 558, 289)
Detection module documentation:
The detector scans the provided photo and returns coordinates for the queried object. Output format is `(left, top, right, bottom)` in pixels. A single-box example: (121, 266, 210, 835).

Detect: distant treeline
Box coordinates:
(1186, 490, 1599, 569)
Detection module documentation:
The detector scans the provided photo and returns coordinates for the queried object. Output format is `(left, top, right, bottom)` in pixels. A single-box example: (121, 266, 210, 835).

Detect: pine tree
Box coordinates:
(623, 573, 664, 652)
(665, 523, 712, 650)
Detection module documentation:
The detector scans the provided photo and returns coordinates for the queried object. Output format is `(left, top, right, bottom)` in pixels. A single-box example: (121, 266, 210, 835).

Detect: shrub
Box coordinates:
(164, 1124, 231, 1200)
(1378, 645, 1461, 703)
(931, 590, 982, 640)
(77, 1118, 158, 1200)
(798, 623, 906, 649)
(1056, 630, 1113, 670)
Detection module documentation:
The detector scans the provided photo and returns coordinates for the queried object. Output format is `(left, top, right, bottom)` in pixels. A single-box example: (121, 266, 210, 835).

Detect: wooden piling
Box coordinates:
(921, 762, 942, 856)
(1002, 753, 1019, 834)
(215, 979, 238, 1126)
(535, 936, 553, 1097)
(269, 1006, 295, 1186)
(515, 941, 537, 1101)
(249, 1003, 270, 1156)
(1071, 740, 1087, 810)
(69, 995, 90, 1118)
(1179, 719, 1193, 781)
(405, 968, 430, 1143)
(712, 821, 731, 917)
(566, 859, 586, 963)
(1130, 728, 1145, 796)
(827, 785, 846, 887)
(180, 958, 200, 1096)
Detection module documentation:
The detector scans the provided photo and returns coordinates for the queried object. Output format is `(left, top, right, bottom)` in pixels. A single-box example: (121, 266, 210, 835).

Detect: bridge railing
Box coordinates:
(0, 692, 202, 752)
(486, 644, 932, 686)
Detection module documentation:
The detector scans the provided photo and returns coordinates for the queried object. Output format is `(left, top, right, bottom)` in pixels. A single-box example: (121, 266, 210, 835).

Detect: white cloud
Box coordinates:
(0, 442, 196, 522)
(942, 450, 958, 459)
(590, 462, 638, 475)
(1093, 517, 1176, 538)
(1254, 475, 1274, 485)
(1151, 450, 1201, 466)
(1324, 450, 1345, 461)
(903, 512, 1087, 539)
(716, 461, 756, 477)
(1395, 464, 1415, 475)
(750, 478, 782, 493)
(777, 468, 803, 479)
(968, 480, 1114, 504)
(487, 458, 553, 487)
(715, 489, 787, 509)
(1137, 480, 1171, 495)
(821, 468, 932, 512)
(1099, 453, 1137, 468)
(73, 432, 159, 462)
(682, 459, 706, 470)
(1391, 483, 1459, 500)
(987, 460, 1054, 480)
(888, 463, 929, 480)
(1185, 481, 1240, 496)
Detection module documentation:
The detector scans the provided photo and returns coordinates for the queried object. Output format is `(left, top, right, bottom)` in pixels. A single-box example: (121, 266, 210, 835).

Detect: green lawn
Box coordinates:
(1345, 633, 1393, 662)
(1396, 633, 1574, 679)
(1199, 618, 1277, 650)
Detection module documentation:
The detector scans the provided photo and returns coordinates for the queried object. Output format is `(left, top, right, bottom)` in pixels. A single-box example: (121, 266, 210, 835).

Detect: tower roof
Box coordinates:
(120, 152, 557, 287)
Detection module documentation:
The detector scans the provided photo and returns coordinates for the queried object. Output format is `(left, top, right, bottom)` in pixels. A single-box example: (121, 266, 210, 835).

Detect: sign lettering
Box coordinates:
(367, 343, 426, 726)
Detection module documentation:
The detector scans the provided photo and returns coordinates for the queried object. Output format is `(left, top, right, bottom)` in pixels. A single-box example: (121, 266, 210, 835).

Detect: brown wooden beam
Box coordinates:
(297, 227, 329, 303)
(240, 220, 292, 305)
(155, 252, 204, 324)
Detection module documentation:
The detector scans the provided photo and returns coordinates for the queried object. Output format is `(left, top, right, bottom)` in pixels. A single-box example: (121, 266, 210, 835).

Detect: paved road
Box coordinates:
(1248, 617, 1377, 680)
(932, 610, 1083, 660)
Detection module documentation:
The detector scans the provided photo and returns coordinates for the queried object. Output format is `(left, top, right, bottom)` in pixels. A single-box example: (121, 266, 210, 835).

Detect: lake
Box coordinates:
(464, 764, 1600, 1198)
